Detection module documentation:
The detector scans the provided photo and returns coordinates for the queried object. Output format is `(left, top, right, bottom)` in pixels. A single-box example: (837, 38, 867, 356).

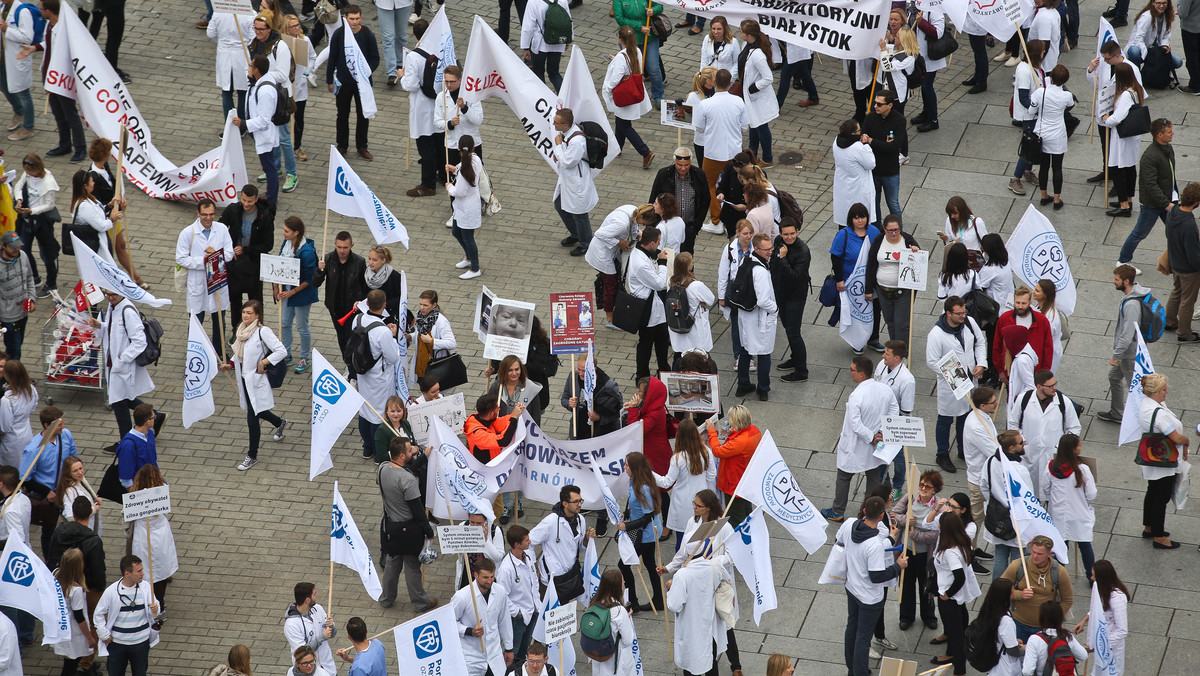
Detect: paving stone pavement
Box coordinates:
(11, 0, 1200, 673)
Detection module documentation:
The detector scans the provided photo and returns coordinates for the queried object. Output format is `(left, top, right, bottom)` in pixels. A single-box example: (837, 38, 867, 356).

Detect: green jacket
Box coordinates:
(1139, 139, 1177, 209)
(613, 0, 663, 45)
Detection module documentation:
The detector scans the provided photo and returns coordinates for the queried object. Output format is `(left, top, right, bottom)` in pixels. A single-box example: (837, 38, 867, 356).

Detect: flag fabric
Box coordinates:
(71, 234, 172, 307)
(557, 46, 620, 170)
(0, 537, 70, 642)
(727, 507, 778, 625)
(1097, 16, 1119, 57)
(532, 582, 579, 676)
(331, 481, 383, 600)
(416, 5, 457, 89)
(581, 340, 596, 407)
(583, 539, 601, 602)
(1006, 205, 1076, 315)
(394, 270, 411, 399)
(427, 417, 498, 522)
(838, 238, 873, 351)
(310, 349, 364, 480)
(962, 0, 1034, 42)
(734, 430, 829, 553)
(182, 315, 219, 428)
(1094, 18, 1120, 117)
(395, 605, 470, 676)
(589, 464, 641, 565)
(326, 146, 409, 246)
(339, 17, 377, 118)
(0, 157, 16, 236)
(1120, 325, 1154, 446)
(998, 452, 1069, 563)
(1087, 582, 1122, 675)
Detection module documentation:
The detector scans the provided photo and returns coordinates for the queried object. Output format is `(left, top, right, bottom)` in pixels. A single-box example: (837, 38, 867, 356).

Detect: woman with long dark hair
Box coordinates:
(69, 169, 120, 265)
(1033, 279, 1063, 371)
(1102, 63, 1146, 219)
(654, 420, 717, 548)
(616, 452, 663, 613)
(832, 204, 883, 352)
(587, 570, 639, 675)
(1072, 560, 1129, 674)
(1127, 0, 1181, 68)
(602, 27, 655, 169)
(971, 578, 1023, 675)
(977, 233, 1013, 384)
(446, 135, 484, 279)
(0, 360, 35, 468)
(937, 243, 978, 301)
(929, 512, 979, 675)
(1022, 601, 1086, 674)
(654, 193, 685, 252)
(938, 196, 987, 260)
(737, 19, 778, 167)
(1047, 433, 1096, 580)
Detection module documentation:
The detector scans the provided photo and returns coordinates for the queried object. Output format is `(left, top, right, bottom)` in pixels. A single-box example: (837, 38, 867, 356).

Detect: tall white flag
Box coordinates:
(339, 17, 377, 118)
(558, 46, 620, 170)
(998, 452, 1069, 563)
(963, 0, 1034, 42)
(0, 537, 70, 642)
(727, 507, 778, 625)
(395, 270, 411, 399)
(310, 349, 365, 480)
(1119, 324, 1154, 446)
(395, 605, 470, 676)
(1087, 582, 1122, 675)
(182, 314, 219, 428)
(581, 339, 596, 407)
(590, 463, 641, 565)
(1006, 205, 1076, 315)
(416, 5, 457, 89)
(1094, 18, 1121, 118)
(71, 234, 172, 307)
(532, 582, 579, 676)
(838, 238, 873, 351)
(427, 417, 499, 522)
(331, 481, 383, 600)
(583, 539, 601, 602)
(326, 146, 409, 247)
(734, 430, 829, 553)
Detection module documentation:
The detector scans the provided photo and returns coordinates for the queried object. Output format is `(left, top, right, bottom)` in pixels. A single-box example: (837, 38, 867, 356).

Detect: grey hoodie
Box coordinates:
(1113, 282, 1151, 359)
(0, 252, 32, 323)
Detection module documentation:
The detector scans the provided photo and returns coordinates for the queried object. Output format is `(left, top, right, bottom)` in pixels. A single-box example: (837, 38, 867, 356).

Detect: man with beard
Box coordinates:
(561, 357, 623, 439)
(991, 287, 1053, 383)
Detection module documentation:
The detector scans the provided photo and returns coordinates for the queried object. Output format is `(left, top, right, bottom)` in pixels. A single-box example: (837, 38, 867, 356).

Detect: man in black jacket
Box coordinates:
(648, 148, 712, 253)
(1165, 182, 1200, 340)
(326, 5, 380, 159)
(312, 231, 369, 367)
(861, 89, 906, 225)
(772, 216, 811, 382)
(219, 184, 275, 307)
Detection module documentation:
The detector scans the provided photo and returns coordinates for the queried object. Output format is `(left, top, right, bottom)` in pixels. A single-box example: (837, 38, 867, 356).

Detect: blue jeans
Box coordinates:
(282, 299, 312, 362)
(1014, 618, 1039, 644)
(874, 173, 901, 223)
(503, 490, 524, 515)
(1073, 541, 1095, 582)
(749, 124, 773, 163)
(258, 151, 279, 204)
(642, 37, 663, 102)
(614, 117, 650, 156)
(1014, 119, 1037, 179)
(512, 611, 538, 663)
(1126, 45, 1184, 68)
(221, 89, 246, 122)
(737, 352, 770, 392)
(553, 195, 592, 249)
(845, 593, 885, 676)
(0, 64, 33, 130)
(451, 224, 480, 271)
(920, 70, 938, 123)
(1063, 0, 1079, 45)
(777, 59, 818, 107)
(273, 123, 297, 176)
(358, 416, 380, 457)
(377, 5, 411, 74)
(203, 0, 213, 20)
(1119, 205, 1170, 263)
(935, 412, 967, 457)
(992, 543, 1021, 581)
(530, 51, 563, 91)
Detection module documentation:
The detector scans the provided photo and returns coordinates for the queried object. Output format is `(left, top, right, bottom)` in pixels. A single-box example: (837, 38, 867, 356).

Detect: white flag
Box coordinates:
(1006, 205, 1076, 315)
(395, 270, 411, 399)
(395, 604, 470, 676)
(1120, 324, 1154, 446)
(331, 481, 383, 600)
(0, 537, 71, 642)
(310, 349, 364, 480)
(326, 146, 409, 247)
(998, 452, 1069, 563)
(71, 234, 171, 307)
(581, 339, 596, 407)
(427, 417, 499, 522)
(182, 315, 219, 428)
(532, 582, 579, 676)
(339, 17, 377, 118)
(734, 431, 829, 554)
(963, 0, 1033, 41)
(1087, 583, 1121, 675)
(1095, 18, 1120, 114)
(583, 539, 601, 602)
(727, 507, 778, 625)
(416, 5, 457, 89)
(588, 463, 640, 565)
(558, 46, 620, 170)
(838, 238, 873, 351)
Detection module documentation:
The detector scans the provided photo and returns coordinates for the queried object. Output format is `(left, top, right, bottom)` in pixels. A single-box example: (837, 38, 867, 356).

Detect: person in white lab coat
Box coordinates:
(283, 15, 317, 161)
(1003, 339, 1038, 431)
(653, 194, 686, 254)
(175, 199, 234, 351)
(666, 550, 730, 676)
(1030, 66, 1077, 209)
(832, 119, 877, 228)
(130, 465, 178, 616)
(496, 525, 542, 663)
(628, 226, 671, 379)
(963, 388, 999, 545)
(520, 0, 570, 90)
(207, 12, 254, 122)
(435, 66, 484, 161)
(93, 290, 155, 445)
(1021, 602, 1087, 676)
(221, 300, 288, 471)
(93, 555, 161, 666)
(700, 17, 739, 80)
(587, 204, 651, 328)
(454, 512, 506, 590)
(402, 18, 443, 197)
(452, 559, 514, 676)
(1071, 560, 1128, 676)
(354, 290, 402, 460)
(602, 27, 655, 168)
(1, 0, 37, 139)
(1014, 370, 1081, 500)
(52, 549, 92, 674)
(826, 356, 899, 519)
(232, 56, 283, 203)
(1046, 433, 1096, 580)
(875, 341, 916, 495)
(666, 253, 715, 355)
(653, 420, 717, 541)
(586, 570, 642, 676)
(735, 233, 778, 398)
(926, 297, 987, 474)
(1101, 64, 1146, 216)
(551, 108, 599, 256)
(69, 170, 121, 265)
(284, 582, 338, 676)
(1028, 0, 1063, 70)
(736, 19, 778, 166)
(693, 71, 747, 227)
(446, 136, 485, 279)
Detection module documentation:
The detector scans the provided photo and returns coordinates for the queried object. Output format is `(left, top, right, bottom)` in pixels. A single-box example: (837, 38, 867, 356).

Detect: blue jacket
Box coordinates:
(117, 429, 158, 488)
(281, 238, 319, 306)
(627, 483, 663, 545)
(19, 429, 78, 495)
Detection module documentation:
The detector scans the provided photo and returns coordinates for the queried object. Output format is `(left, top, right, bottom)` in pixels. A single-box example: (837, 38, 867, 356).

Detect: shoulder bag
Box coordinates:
(377, 463, 427, 556)
(1018, 85, 1046, 165)
(425, 353, 469, 391)
(97, 453, 126, 503)
(612, 251, 652, 334)
(256, 328, 288, 388)
(983, 456, 1017, 540)
(611, 54, 646, 108)
(926, 29, 959, 60)
(965, 273, 1000, 329)
(61, 204, 102, 257)
(1135, 407, 1180, 467)
(1116, 102, 1152, 138)
(965, 217, 985, 271)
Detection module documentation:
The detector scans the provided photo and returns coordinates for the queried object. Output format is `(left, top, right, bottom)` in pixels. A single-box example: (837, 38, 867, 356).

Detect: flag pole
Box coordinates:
(1090, 75, 1098, 144)
(653, 524, 672, 660)
(0, 419, 63, 523)
(906, 289, 915, 368)
(450, 505, 486, 652)
(896, 447, 914, 606)
(571, 355, 577, 439)
(993, 383, 1005, 422)
(641, 1, 652, 70)
(236, 19, 252, 67)
(633, 561, 658, 617)
(969, 402, 1031, 588)
(867, 57, 882, 113)
(146, 518, 154, 591)
(328, 559, 334, 620)
(321, 208, 330, 258)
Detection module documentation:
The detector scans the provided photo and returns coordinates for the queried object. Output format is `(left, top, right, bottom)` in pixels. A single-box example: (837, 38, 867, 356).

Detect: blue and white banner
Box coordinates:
(1087, 582, 1122, 676)
(326, 146, 409, 246)
(427, 416, 502, 521)
(72, 234, 172, 307)
(182, 315, 219, 429)
(1006, 205, 1076, 315)
(583, 539, 601, 602)
(838, 237, 873, 351)
(733, 431, 828, 554)
(310, 349, 365, 480)
(727, 507, 778, 625)
(0, 536, 70, 642)
(416, 6, 457, 89)
(1120, 325, 1154, 446)
(532, 580, 579, 675)
(590, 462, 641, 565)
(394, 604, 470, 676)
(331, 481, 383, 600)
(339, 17, 377, 118)
(999, 451, 1069, 563)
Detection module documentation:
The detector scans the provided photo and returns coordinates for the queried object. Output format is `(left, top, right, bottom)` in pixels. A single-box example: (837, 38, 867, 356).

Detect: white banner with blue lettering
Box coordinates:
(733, 430, 829, 554)
(838, 237, 873, 351)
(394, 604, 470, 676)
(0, 536, 70, 642)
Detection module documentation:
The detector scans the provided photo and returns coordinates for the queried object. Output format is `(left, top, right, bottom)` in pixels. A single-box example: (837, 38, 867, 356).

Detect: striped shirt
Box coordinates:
(111, 583, 151, 645)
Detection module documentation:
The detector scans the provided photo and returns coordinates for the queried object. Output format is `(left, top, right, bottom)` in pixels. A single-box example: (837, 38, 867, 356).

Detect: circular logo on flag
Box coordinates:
(183, 339, 213, 401)
(1021, 232, 1070, 292)
(846, 270, 872, 323)
(331, 504, 347, 539)
(760, 460, 814, 525)
(334, 167, 354, 196)
(413, 620, 443, 658)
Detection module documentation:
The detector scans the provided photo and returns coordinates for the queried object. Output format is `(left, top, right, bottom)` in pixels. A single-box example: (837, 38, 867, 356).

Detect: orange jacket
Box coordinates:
(707, 425, 761, 495)
(464, 413, 517, 463)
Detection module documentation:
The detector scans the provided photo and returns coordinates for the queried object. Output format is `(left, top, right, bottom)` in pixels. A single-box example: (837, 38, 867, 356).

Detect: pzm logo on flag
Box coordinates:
(413, 620, 443, 658)
(3, 552, 34, 587)
(334, 167, 354, 197)
(314, 370, 346, 404)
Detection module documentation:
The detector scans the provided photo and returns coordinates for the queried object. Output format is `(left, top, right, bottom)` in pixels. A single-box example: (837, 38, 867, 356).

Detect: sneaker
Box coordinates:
(899, 154, 909, 166)
(701, 223, 724, 234)
(973, 547, 993, 560)
(237, 456, 258, 471)
(777, 359, 795, 370)
(295, 147, 308, 161)
(867, 340, 885, 353)
(748, 360, 757, 372)
(1004, 56, 1021, 66)
(1023, 170, 1037, 184)
(1095, 411, 1122, 423)
(257, 172, 267, 183)
(1008, 178, 1027, 195)
(6, 114, 19, 131)
(869, 647, 882, 660)
(294, 358, 308, 374)
(459, 269, 482, 279)
(853, 347, 864, 356)
(282, 174, 298, 192)
(446, 217, 454, 228)
(7, 128, 34, 141)
(972, 559, 991, 575)
(873, 637, 898, 651)
(455, 259, 472, 269)
(890, 488, 904, 502)
(35, 284, 52, 299)
(518, 508, 525, 518)
(1179, 86, 1200, 95)
(273, 418, 288, 441)
(499, 508, 511, 525)
(993, 52, 1010, 62)
(820, 508, 845, 522)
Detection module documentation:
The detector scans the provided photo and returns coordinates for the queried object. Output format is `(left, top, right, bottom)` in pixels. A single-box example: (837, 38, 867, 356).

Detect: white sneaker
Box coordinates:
(1005, 56, 1021, 67)
(273, 418, 288, 441)
(993, 52, 1009, 62)
(1116, 261, 1142, 275)
(749, 360, 757, 372)
(1192, 305, 1200, 320)
(459, 269, 482, 279)
(455, 259, 472, 269)
(237, 456, 258, 471)
(869, 647, 882, 660)
(701, 222, 725, 234)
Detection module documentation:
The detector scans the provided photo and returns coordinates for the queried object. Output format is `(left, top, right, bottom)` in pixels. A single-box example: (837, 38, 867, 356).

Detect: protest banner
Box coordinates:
(205, 249, 229, 294)
(881, 415, 927, 447)
(734, 431, 828, 553)
(408, 392, 468, 445)
(395, 605, 470, 676)
(549, 292, 595, 355)
(122, 485, 171, 522)
(331, 481, 383, 601)
(72, 234, 172, 307)
(896, 250, 929, 291)
(258, 254, 301, 286)
(417, 6, 457, 89)
(660, 100, 693, 130)
(484, 298, 536, 361)
(662, 372, 720, 414)
(934, 351, 974, 400)
(326, 147, 408, 247)
(1006, 204, 1076, 315)
(310, 350, 365, 480)
(437, 524, 488, 554)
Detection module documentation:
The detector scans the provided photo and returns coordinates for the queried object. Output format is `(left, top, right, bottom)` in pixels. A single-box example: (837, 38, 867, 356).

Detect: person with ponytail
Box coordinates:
(1046, 433, 1096, 581)
(736, 19, 778, 167)
(1072, 560, 1129, 675)
(602, 27, 655, 170)
(445, 135, 484, 280)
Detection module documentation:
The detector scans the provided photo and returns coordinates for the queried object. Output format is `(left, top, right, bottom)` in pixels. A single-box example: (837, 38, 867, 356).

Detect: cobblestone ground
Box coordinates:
(13, 0, 1200, 673)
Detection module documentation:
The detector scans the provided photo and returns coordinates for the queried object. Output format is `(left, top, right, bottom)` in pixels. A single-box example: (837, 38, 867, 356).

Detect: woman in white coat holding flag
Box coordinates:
(603, 27, 655, 169)
(737, 19, 778, 167)
(221, 300, 287, 471)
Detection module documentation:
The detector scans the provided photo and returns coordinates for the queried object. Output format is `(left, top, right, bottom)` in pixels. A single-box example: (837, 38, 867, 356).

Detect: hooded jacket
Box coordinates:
(851, 517, 901, 584)
(48, 521, 106, 591)
(707, 424, 762, 495)
(626, 377, 672, 474)
(1165, 205, 1200, 275)
(465, 412, 519, 463)
(1114, 282, 1151, 359)
(561, 366, 623, 437)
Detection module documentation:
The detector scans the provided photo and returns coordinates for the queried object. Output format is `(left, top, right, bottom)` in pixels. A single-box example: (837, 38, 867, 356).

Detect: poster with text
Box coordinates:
(205, 249, 228, 294)
(549, 291, 595, 355)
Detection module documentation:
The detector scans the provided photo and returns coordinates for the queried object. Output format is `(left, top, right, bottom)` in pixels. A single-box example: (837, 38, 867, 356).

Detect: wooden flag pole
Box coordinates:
(867, 57, 882, 113)
(906, 289, 915, 368)
(1104, 126, 1110, 203)
(1090, 75, 1098, 144)
(0, 419, 63, 523)
(993, 383, 1005, 422)
(235, 19, 252, 67)
(896, 447, 915, 605)
(321, 208, 330, 257)
(653, 525, 672, 660)
(146, 518, 154, 590)
(633, 564, 658, 617)
(360, 399, 402, 438)
(328, 559, 334, 619)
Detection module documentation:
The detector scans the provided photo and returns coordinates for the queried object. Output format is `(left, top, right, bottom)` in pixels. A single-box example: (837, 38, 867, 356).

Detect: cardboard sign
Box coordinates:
(896, 250, 928, 291)
(549, 291, 595, 355)
(437, 524, 487, 554)
(205, 249, 228, 294)
(686, 517, 729, 545)
(259, 254, 301, 286)
(472, 286, 496, 343)
(211, 0, 257, 15)
(483, 298, 536, 361)
(122, 485, 171, 522)
(408, 392, 468, 446)
(544, 602, 578, 644)
(1080, 455, 1098, 482)
(660, 100, 693, 130)
(881, 415, 927, 447)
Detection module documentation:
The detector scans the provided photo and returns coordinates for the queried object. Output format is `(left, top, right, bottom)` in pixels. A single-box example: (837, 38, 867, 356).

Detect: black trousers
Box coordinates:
(496, 0, 527, 43)
(336, 85, 370, 151)
(330, 307, 353, 366)
(635, 322, 670, 379)
(1039, 152, 1064, 194)
(294, 99, 307, 148)
(968, 33, 989, 87)
(616, 538, 663, 609)
(937, 596, 969, 675)
(100, 0, 126, 68)
(1144, 474, 1177, 537)
(416, 133, 447, 189)
(898, 551, 936, 624)
(48, 93, 85, 152)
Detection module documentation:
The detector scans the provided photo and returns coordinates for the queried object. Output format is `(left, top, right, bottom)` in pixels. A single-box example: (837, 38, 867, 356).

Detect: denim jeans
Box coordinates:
(614, 117, 650, 156)
(204, 0, 213, 20)
(682, 13, 706, 28)
(0, 66, 33, 130)
(1072, 540, 1095, 581)
(642, 37, 663, 102)
(221, 89, 246, 121)
(1126, 45, 1183, 68)
(879, 454, 907, 495)
(748, 124, 773, 163)
(553, 195, 592, 249)
(358, 416, 380, 457)
(246, 406, 284, 459)
(845, 593, 885, 676)
(106, 639, 150, 676)
(779, 298, 808, 377)
(877, 287, 911, 342)
(777, 59, 818, 107)
(874, 173, 901, 223)
(282, 299, 312, 362)
(502, 490, 524, 515)
(991, 542, 1021, 581)
(737, 353, 770, 392)
(1, 317, 26, 361)
(512, 611, 539, 662)
(273, 124, 297, 176)
(968, 33, 988, 86)
(1014, 619, 1040, 644)
(530, 51, 564, 91)
(920, 70, 938, 123)
(935, 412, 967, 457)
(257, 151, 279, 204)
(377, 5, 411, 74)
(1119, 205, 1170, 263)
(1063, 0, 1079, 45)
(451, 224, 480, 271)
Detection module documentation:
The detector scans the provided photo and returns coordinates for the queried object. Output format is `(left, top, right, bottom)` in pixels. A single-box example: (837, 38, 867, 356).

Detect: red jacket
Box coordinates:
(708, 425, 762, 495)
(992, 309, 1053, 377)
(626, 377, 672, 475)
(464, 413, 517, 463)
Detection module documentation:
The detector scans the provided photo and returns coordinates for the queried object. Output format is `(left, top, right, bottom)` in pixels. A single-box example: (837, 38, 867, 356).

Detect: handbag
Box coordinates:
(966, 218, 985, 271)
(714, 574, 736, 625)
(97, 455, 126, 502)
(727, 80, 744, 98)
(553, 561, 585, 602)
(1136, 407, 1180, 467)
(1116, 103, 1152, 138)
(649, 14, 672, 41)
(1173, 459, 1191, 510)
(1157, 249, 1173, 276)
(61, 205, 101, 257)
(257, 328, 288, 388)
(612, 58, 646, 108)
(926, 32, 959, 60)
(613, 253, 652, 334)
(380, 514, 427, 556)
(425, 353, 469, 391)
(819, 274, 839, 308)
(965, 275, 1000, 329)
(983, 458, 1017, 540)
(1018, 89, 1046, 165)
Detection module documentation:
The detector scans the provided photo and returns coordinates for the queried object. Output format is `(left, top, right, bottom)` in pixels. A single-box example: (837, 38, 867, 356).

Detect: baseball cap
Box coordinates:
(1, 232, 22, 248)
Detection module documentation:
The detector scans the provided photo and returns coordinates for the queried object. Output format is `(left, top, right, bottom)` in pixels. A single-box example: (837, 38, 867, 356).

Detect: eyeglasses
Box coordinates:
(874, 101, 890, 107)
(1040, 382, 1057, 389)
(526, 658, 547, 666)
(692, 502, 705, 508)
(884, 228, 900, 233)
(567, 499, 584, 505)
(297, 660, 317, 667)
(949, 310, 968, 317)
(985, 399, 998, 406)
(21, 161, 35, 167)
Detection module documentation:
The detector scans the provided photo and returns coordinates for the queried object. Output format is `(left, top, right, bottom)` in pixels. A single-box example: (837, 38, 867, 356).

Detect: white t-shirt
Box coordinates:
(876, 238, 906, 288)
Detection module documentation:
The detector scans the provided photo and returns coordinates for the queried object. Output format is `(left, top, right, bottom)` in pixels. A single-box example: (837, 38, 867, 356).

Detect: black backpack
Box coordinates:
(256, 79, 295, 126)
(344, 317, 385, 374)
(413, 48, 440, 99)
(904, 54, 926, 90)
(767, 189, 804, 228)
(965, 616, 1004, 671)
(664, 285, 694, 333)
(572, 121, 609, 169)
(726, 258, 759, 312)
(120, 307, 164, 367)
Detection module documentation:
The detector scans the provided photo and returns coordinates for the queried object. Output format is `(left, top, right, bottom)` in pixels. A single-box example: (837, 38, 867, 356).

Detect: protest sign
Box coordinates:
(881, 415, 927, 447)
(935, 351, 974, 400)
(122, 485, 171, 522)
(205, 250, 228, 294)
(544, 602, 577, 643)
(259, 254, 301, 285)
(473, 286, 496, 343)
(437, 524, 488, 554)
(660, 100, 693, 130)
(394, 606, 470, 676)
(549, 291, 595, 355)
(484, 298, 536, 361)
(408, 393, 468, 446)
(211, 0, 255, 14)
(662, 372, 719, 414)
(896, 250, 928, 291)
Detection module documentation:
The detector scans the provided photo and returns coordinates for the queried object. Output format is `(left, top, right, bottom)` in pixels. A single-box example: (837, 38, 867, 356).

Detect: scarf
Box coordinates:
(232, 320, 260, 362)
(364, 262, 393, 290)
(935, 313, 966, 349)
(414, 306, 441, 337)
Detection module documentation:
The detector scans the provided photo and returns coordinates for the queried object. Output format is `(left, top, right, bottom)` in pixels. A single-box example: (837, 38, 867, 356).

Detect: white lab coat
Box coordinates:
(1031, 84, 1076, 155)
(627, 246, 668, 327)
(354, 313, 401, 423)
(262, 36, 293, 84)
(684, 90, 707, 146)
(917, 11, 948, 71)
(926, 317, 986, 416)
(283, 604, 336, 675)
(838, 379, 899, 473)
(963, 409, 997, 486)
(667, 281, 715, 353)
(0, 613, 18, 676)
(102, 299, 155, 405)
(666, 556, 729, 675)
(73, 199, 115, 264)
(1028, 7, 1061, 70)
(587, 604, 639, 676)
(654, 449, 718, 531)
(700, 36, 739, 78)
(874, 360, 915, 413)
(520, 0, 570, 54)
(552, 125, 598, 214)
(1004, 347, 1038, 431)
(602, 51, 651, 120)
(978, 262, 1015, 308)
(0, 387, 36, 468)
(234, 324, 287, 414)
(933, 547, 982, 605)
(1017, 390, 1081, 499)
(1013, 63, 1043, 122)
(665, 519, 733, 574)
(740, 46, 778, 128)
(175, 219, 234, 314)
(736, 259, 777, 356)
(434, 88, 484, 148)
(832, 139, 877, 227)
(659, 216, 685, 253)
(716, 239, 751, 320)
(692, 92, 746, 162)
(1127, 12, 1171, 58)
(208, 14, 253, 91)
(586, 205, 637, 275)
(245, 72, 283, 153)
(1046, 462, 1095, 542)
(446, 155, 484, 230)
(401, 48, 440, 139)
(1040, 306, 1063, 372)
(132, 512, 179, 581)
(1102, 91, 1143, 168)
(2, 2, 34, 93)
(878, 52, 917, 103)
(94, 580, 160, 657)
(452, 581, 513, 676)
(936, 270, 978, 301)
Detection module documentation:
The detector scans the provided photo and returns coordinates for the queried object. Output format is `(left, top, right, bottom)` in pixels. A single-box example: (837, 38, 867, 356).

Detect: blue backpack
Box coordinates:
(15, 3, 46, 46)
(1123, 292, 1167, 343)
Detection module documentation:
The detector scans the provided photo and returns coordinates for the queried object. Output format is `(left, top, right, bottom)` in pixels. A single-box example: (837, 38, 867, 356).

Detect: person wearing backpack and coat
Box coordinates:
(552, 108, 598, 257)
(584, 570, 641, 676)
(1000, 535, 1074, 643)
(734, 233, 777, 399)
(354, 290, 402, 460)
(520, 0, 571, 90)
(1019, 601, 1086, 676)
(562, 357, 622, 439)
(603, 27, 655, 170)
(232, 55, 283, 204)
(220, 300, 288, 471)
(666, 252, 714, 356)
(666, 545, 730, 676)
(627, 226, 671, 379)
(1014, 370, 1081, 500)
(1098, 265, 1150, 423)
(93, 289, 155, 445)
(1, 0, 38, 141)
